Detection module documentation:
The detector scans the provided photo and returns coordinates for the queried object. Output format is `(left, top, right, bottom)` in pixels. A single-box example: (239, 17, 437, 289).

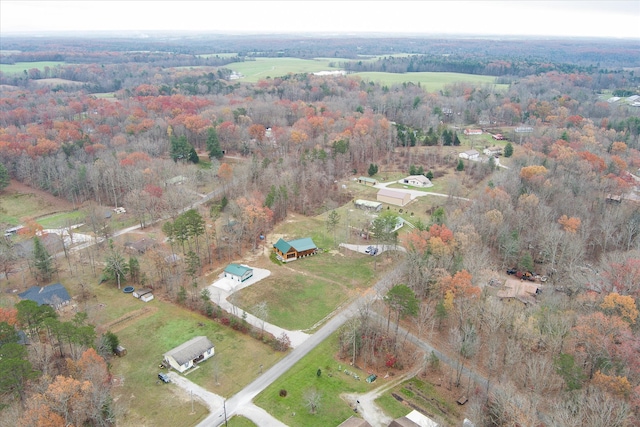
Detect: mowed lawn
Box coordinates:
(110, 298, 284, 426)
(235, 212, 380, 330)
(254, 332, 372, 427)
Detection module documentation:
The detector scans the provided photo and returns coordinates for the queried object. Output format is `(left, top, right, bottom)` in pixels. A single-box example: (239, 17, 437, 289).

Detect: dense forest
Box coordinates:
(0, 34, 639, 426)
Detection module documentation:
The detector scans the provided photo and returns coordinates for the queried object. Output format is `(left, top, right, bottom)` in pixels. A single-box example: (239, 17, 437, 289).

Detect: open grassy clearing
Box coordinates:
(93, 92, 117, 98)
(374, 377, 461, 426)
(353, 71, 508, 92)
(0, 61, 66, 75)
(234, 272, 345, 330)
(36, 210, 86, 228)
(111, 298, 283, 426)
(0, 192, 65, 225)
(254, 332, 372, 427)
(225, 58, 341, 82)
(197, 52, 239, 58)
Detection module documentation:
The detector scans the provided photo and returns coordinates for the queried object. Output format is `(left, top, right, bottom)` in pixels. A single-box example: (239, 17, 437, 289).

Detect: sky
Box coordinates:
(1, 1, 639, 39)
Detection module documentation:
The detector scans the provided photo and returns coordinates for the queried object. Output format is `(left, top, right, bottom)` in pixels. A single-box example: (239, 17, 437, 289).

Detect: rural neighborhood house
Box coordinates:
(402, 175, 433, 188)
(355, 199, 383, 212)
(18, 283, 71, 310)
(273, 237, 318, 262)
(163, 336, 215, 373)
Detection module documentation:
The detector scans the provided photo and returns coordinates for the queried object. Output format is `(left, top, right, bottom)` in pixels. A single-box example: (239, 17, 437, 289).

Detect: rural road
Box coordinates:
(374, 180, 471, 202)
(196, 266, 402, 427)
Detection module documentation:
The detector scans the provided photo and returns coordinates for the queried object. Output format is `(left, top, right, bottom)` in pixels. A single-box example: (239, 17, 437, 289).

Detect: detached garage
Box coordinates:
(224, 264, 254, 282)
(377, 188, 411, 207)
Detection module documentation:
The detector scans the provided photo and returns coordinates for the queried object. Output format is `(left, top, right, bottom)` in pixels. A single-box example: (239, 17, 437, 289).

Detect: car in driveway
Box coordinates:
(158, 373, 170, 383)
(364, 245, 373, 254)
(370, 247, 378, 256)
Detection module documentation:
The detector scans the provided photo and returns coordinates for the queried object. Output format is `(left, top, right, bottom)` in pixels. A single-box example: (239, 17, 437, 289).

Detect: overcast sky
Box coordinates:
(1, 1, 639, 39)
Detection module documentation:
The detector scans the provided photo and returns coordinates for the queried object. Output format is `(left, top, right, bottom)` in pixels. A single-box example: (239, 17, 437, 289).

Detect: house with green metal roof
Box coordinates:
(224, 264, 254, 282)
(357, 176, 378, 186)
(273, 237, 318, 262)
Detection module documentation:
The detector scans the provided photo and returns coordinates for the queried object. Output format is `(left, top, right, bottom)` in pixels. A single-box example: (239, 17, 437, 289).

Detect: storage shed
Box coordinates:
(377, 188, 411, 206)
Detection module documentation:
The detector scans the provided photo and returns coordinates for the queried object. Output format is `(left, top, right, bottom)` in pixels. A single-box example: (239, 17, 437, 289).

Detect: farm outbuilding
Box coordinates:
(273, 237, 318, 262)
(18, 283, 71, 310)
(357, 176, 378, 186)
(133, 288, 153, 299)
(377, 188, 411, 207)
(164, 336, 214, 373)
(459, 150, 480, 160)
(355, 199, 382, 212)
(224, 264, 254, 282)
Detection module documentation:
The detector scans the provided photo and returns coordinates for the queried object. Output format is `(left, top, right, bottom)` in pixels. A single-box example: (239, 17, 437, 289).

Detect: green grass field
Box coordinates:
(0, 192, 63, 225)
(110, 298, 284, 426)
(36, 210, 86, 228)
(0, 61, 66, 75)
(254, 332, 372, 427)
(353, 71, 508, 92)
(225, 58, 341, 82)
(223, 57, 508, 92)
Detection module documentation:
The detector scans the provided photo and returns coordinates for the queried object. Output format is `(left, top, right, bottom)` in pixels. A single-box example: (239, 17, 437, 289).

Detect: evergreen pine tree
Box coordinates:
(206, 127, 223, 159)
(32, 236, 53, 282)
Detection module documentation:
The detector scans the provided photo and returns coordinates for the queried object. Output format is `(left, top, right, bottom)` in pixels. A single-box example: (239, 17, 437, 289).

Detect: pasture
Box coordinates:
(0, 61, 65, 75)
(223, 57, 507, 91)
(353, 71, 507, 92)
(225, 57, 341, 82)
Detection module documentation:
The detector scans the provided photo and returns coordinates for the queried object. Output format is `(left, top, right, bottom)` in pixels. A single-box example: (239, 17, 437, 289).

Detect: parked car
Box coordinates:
(506, 269, 517, 275)
(370, 247, 378, 256)
(364, 245, 373, 254)
(158, 373, 170, 383)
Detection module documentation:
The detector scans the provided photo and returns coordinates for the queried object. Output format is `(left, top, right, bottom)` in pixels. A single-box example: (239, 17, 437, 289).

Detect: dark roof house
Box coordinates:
(18, 283, 71, 309)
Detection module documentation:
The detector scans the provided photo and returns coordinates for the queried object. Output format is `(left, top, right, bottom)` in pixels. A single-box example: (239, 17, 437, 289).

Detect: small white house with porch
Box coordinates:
(164, 336, 214, 373)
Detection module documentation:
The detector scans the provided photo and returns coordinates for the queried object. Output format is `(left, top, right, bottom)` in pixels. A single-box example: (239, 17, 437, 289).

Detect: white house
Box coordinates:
(403, 175, 433, 188)
(224, 264, 254, 282)
(463, 129, 483, 136)
(164, 336, 214, 373)
(459, 150, 480, 160)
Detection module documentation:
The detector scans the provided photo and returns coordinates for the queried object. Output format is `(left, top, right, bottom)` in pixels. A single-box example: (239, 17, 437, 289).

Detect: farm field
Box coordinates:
(223, 57, 508, 91)
(353, 71, 508, 92)
(224, 57, 342, 82)
(0, 61, 66, 75)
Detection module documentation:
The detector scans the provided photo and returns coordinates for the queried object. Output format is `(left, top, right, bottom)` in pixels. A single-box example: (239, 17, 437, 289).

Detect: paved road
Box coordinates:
(196, 266, 402, 427)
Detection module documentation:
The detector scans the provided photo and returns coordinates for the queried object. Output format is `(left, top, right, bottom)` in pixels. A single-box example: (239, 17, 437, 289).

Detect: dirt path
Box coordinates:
(99, 306, 158, 334)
